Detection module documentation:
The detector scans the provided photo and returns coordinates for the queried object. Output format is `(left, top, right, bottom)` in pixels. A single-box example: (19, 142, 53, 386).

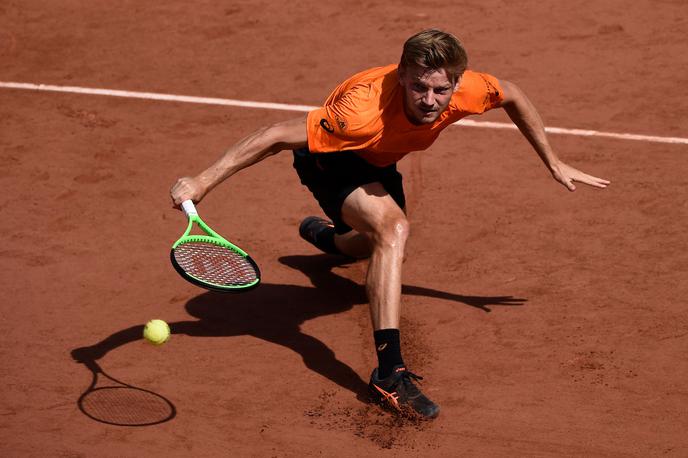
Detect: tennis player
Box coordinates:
(170, 29, 609, 419)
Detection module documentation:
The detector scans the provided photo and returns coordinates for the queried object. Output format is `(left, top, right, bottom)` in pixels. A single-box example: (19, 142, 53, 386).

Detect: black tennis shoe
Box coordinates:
(369, 365, 440, 419)
(298, 216, 339, 254)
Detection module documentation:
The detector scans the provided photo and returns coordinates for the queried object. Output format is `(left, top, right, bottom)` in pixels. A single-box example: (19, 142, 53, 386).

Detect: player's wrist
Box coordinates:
(546, 156, 563, 173)
(194, 173, 214, 197)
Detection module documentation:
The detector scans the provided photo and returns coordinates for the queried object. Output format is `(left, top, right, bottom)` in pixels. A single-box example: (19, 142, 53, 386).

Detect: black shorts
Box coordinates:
(292, 147, 406, 234)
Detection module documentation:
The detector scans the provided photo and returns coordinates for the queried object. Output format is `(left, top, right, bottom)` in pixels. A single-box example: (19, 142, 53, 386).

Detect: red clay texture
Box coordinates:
(1, 1, 687, 456)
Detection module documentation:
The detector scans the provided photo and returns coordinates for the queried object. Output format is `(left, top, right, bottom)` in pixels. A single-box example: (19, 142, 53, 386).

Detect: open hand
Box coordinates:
(550, 161, 610, 192)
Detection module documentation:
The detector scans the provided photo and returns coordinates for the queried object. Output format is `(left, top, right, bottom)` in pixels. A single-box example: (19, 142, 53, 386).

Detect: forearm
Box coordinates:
(497, 80, 610, 191)
(171, 115, 307, 205)
(500, 80, 560, 170)
(196, 126, 281, 193)
(197, 115, 307, 193)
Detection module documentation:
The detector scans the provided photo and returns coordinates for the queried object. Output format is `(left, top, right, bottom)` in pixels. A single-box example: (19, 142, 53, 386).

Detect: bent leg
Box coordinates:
(339, 182, 409, 330)
(340, 182, 439, 418)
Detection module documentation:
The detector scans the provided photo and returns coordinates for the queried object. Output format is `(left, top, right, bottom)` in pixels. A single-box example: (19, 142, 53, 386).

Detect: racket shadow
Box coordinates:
(72, 357, 176, 427)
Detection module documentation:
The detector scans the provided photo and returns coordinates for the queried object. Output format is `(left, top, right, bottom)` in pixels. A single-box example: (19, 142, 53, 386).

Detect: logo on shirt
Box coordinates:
(480, 74, 501, 107)
(334, 115, 347, 131)
(319, 118, 335, 133)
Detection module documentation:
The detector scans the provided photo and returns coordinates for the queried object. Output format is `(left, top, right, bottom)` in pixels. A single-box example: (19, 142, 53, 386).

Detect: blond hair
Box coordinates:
(399, 29, 468, 82)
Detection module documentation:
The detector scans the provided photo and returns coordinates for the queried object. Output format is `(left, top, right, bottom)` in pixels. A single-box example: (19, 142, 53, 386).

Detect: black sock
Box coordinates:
(374, 328, 404, 379)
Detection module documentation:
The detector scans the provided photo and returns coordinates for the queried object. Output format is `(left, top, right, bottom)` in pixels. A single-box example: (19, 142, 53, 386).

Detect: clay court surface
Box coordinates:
(2, 1, 687, 456)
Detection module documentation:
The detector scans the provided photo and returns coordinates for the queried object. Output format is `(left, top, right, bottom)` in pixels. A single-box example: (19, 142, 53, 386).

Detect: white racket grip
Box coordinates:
(181, 200, 198, 217)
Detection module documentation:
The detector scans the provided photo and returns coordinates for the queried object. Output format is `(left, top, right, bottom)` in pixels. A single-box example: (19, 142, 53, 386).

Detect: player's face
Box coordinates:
(399, 66, 459, 125)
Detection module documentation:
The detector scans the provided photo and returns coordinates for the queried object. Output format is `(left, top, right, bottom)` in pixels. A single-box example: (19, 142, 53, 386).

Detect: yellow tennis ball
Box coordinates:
(143, 319, 170, 345)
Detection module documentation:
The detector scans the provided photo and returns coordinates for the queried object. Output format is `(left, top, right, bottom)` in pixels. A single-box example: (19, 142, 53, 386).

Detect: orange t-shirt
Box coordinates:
(306, 64, 504, 167)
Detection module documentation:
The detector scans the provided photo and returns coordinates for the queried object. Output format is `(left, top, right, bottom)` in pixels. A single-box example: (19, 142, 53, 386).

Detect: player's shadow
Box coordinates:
(71, 254, 526, 401)
(174, 254, 370, 396)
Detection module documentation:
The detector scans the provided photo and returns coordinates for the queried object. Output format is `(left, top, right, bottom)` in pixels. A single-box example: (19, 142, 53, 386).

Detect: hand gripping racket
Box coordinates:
(170, 200, 260, 292)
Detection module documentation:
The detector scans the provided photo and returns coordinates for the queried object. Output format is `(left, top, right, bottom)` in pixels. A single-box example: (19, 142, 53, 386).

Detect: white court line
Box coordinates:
(0, 82, 318, 112)
(2, 81, 687, 145)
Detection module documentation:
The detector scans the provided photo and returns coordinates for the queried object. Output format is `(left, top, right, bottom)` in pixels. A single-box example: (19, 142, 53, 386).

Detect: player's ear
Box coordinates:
(397, 66, 406, 86)
(453, 74, 463, 92)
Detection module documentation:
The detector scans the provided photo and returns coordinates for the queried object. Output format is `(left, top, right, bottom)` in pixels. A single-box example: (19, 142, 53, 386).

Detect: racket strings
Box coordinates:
(80, 387, 174, 426)
(173, 242, 258, 286)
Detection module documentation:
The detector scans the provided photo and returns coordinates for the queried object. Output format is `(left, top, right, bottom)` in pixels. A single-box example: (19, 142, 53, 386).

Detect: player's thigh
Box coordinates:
(340, 182, 408, 237)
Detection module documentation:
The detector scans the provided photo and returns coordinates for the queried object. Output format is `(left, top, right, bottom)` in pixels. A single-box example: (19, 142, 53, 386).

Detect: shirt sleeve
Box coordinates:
(454, 71, 504, 115)
(306, 83, 381, 153)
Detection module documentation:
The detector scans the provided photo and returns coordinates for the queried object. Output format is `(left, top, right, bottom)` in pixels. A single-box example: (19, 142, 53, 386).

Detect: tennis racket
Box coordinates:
(170, 200, 260, 292)
(77, 359, 176, 427)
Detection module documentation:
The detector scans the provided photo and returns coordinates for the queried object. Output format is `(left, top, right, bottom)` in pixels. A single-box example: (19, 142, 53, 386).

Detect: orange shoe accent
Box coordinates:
(372, 384, 401, 410)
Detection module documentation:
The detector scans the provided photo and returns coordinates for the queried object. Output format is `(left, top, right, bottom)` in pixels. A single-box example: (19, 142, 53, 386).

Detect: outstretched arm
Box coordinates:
(170, 115, 308, 205)
(498, 80, 610, 191)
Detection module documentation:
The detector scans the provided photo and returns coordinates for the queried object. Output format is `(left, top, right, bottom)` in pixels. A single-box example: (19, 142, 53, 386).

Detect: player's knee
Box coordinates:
(372, 215, 409, 250)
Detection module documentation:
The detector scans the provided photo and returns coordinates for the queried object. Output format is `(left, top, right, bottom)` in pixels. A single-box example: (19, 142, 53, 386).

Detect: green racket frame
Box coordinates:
(170, 200, 260, 292)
